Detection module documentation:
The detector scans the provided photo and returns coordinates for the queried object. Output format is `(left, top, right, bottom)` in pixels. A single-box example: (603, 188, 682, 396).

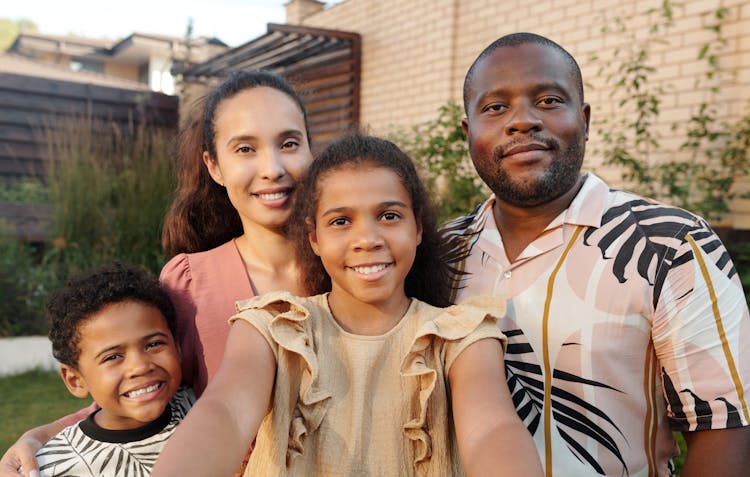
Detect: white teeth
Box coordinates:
(257, 192, 287, 200)
(125, 383, 161, 398)
(352, 264, 389, 275)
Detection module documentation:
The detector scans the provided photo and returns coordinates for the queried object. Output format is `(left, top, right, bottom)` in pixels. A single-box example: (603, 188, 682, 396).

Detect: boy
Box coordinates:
(34, 262, 194, 477)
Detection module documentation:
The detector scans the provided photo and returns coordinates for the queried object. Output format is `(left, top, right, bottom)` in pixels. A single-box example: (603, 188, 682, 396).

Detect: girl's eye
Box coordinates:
(331, 217, 350, 226)
(381, 212, 401, 221)
(235, 145, 255, 154)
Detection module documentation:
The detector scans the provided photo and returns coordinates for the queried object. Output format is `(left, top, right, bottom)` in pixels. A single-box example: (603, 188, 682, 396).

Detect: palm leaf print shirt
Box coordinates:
(442, 173, 750, 477)
(36, 386, 195, 477)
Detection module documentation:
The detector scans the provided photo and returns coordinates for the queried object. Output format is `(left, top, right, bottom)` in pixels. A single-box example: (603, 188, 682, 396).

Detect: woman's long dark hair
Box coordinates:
(162, 70, 310, 258)
(290, 134, 452, 307)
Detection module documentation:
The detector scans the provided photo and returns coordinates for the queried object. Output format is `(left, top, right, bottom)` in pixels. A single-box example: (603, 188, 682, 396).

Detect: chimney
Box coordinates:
(285, 0, 326, 24)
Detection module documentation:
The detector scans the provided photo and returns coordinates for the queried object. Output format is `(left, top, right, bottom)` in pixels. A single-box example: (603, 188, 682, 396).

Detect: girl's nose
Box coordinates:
(352, 221, 384, 251)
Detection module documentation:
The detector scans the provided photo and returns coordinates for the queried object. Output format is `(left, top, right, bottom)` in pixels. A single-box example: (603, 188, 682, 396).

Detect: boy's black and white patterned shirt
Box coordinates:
(36, 385, 195, 477)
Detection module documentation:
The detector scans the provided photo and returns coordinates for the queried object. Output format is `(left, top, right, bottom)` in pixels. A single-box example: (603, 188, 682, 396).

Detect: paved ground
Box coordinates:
(0, 336, 59, 377)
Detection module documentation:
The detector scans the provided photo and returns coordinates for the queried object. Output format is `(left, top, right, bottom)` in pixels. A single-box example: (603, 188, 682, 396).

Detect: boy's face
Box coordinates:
(60, 300, 182, 431)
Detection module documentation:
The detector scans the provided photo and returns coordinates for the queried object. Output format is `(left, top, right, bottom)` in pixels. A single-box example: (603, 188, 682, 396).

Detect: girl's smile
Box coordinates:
(309, 164, 422, 334)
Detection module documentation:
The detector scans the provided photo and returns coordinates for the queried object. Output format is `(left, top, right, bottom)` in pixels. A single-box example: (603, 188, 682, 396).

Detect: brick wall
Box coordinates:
(295, 0, 750, 228)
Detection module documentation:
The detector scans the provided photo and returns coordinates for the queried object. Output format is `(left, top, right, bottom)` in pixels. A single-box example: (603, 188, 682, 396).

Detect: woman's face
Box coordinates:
(204, 86, 313, 233)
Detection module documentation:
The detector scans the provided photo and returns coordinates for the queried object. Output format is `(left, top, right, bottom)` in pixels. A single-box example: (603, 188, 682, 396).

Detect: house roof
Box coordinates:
(0, 53, 150, 90)
(180, 23, 362, 152)
(9, 31, 228, 65)
(181, 23, 360, 79)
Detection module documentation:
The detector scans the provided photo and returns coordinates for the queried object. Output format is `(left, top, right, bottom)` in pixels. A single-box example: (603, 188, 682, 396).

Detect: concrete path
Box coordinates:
(0, 336, 59, 377)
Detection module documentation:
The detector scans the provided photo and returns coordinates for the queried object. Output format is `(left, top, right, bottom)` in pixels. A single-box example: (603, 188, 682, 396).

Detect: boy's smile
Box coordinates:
(61, 300, 182, 431)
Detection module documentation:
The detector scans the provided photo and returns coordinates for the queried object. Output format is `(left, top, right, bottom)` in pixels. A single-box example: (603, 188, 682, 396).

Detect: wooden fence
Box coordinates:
(0, 73, 178, 241)
(0, 72, 177, 178)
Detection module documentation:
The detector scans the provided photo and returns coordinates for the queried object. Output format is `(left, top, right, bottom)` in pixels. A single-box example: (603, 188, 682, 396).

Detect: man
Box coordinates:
(443, 32, 750, 476)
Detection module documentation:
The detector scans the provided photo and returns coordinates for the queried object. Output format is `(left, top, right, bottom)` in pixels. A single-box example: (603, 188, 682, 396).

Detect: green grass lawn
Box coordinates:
(0, 369, 90, 454)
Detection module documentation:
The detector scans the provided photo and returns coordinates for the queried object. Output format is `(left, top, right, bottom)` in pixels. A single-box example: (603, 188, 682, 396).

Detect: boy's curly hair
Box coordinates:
(46, 262, 176, 367)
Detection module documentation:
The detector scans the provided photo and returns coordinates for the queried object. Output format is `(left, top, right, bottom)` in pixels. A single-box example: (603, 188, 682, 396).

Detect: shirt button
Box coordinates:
(504, 270, 512, 279)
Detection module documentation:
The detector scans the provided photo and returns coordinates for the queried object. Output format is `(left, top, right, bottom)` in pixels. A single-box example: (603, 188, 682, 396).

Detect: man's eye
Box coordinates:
(538, 97, 562, 107)
(486, 103, 506, 112)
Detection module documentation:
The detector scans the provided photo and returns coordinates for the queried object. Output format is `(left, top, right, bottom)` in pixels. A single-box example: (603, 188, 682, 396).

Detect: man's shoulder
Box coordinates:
(597, 186, 711, 239)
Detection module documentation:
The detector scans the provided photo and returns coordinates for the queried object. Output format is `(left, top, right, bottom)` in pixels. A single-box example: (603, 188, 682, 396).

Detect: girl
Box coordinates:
(0, 71, 314, 477)
(153, 135, 543, 476)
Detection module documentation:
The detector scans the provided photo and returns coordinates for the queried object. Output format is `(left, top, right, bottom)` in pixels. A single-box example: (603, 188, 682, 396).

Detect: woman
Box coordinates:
(0, 70, 314, 477)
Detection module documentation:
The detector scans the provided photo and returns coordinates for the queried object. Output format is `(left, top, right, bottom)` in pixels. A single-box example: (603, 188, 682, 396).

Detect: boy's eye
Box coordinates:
(102, 353, 122, 363)
(146, 340, 166, 350)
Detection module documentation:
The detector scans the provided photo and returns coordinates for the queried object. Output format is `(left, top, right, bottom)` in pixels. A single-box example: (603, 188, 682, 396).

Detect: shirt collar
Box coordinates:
(478, 172, 608, 232)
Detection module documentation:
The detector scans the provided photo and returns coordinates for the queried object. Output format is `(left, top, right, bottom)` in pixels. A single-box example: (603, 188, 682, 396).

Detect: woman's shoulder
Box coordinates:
(160, 239, 242, 288)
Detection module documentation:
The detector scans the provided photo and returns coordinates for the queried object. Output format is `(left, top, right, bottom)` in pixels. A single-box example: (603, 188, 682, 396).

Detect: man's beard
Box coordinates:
(479, 133, 585, 208)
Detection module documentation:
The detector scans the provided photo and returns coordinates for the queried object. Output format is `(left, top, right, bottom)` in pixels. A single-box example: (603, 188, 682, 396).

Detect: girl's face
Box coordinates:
(204, 87, 313, 233)
(309, 165, 422, 315)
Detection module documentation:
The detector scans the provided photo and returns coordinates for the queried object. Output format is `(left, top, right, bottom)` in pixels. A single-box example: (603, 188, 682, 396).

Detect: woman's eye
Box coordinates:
(381, 212, 400, 221)
(235, 145, 254, 154)
(282, 140, 300, 150)
(331, 217, 350, 226)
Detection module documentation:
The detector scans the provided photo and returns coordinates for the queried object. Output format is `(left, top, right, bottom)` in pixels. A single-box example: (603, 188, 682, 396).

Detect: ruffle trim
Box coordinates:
(235, 291, 331, 466)
(399, 295, 505, 469)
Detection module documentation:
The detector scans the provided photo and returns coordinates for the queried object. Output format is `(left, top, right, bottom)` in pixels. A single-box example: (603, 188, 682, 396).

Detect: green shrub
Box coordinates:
(44, 117, 176, 275)
(0, 118, 176, 337)
(0, 225, 55, 336)
(0, 177, 49, 203)
(390, 103, 488, 222)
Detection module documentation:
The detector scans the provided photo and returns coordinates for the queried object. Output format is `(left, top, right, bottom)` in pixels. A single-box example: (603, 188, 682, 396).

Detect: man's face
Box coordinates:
(463, 43, 591, 208)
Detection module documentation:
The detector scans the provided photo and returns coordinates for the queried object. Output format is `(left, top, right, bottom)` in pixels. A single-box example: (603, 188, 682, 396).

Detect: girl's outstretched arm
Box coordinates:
(152, 320, 275, 476)
(449, 338, 543, 477)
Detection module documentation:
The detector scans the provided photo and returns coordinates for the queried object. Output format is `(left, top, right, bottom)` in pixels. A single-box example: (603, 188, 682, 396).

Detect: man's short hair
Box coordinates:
(463, 32, 584, 113)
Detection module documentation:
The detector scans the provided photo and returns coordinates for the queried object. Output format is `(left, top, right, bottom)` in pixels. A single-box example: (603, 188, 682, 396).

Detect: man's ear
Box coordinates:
(60, 364, 90, 399)
(307, 218, 321, 257)
(582, 102, 591, 140)
(461, 116, 469, 136)
(202, 151, 225, 186)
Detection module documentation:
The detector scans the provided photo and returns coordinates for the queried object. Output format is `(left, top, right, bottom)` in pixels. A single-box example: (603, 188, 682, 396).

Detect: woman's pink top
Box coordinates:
(57, 239, 254, 428)
(159, 239, 255, 395)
